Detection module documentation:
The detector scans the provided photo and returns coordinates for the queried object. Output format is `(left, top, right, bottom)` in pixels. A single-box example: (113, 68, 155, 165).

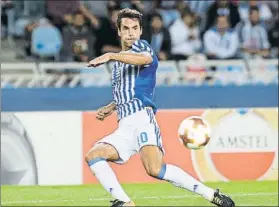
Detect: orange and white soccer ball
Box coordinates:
(178, 116, 211, 150)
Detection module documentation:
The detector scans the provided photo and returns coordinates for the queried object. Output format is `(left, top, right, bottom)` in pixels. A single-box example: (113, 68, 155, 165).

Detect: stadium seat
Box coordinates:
(80, 65, 111, 87)
(14, 17, 31, 37)
(178, 56, 207, 86)
(157, 61, 181, 85)
(249, 64, 279, 85)
(2, 83, 14, 88)
(212, 65, 250, 86)
(31, 25, 62, 58)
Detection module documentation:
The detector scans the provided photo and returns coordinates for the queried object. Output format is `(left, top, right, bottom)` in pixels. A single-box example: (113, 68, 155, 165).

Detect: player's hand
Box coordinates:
(96, 105, 115, 121)
(87, 53, 112, 67)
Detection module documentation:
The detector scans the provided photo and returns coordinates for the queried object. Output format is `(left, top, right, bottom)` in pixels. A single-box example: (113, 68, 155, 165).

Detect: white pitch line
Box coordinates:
(2, 192, 278, 205)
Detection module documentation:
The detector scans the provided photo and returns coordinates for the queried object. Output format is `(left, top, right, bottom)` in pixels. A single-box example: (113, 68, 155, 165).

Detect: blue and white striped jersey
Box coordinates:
(111, 39, 159, 120)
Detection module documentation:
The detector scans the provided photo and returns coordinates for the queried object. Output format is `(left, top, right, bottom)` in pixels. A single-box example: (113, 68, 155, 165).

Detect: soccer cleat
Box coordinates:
(110, 199, 135, 207)
(211, 189, 235, 207)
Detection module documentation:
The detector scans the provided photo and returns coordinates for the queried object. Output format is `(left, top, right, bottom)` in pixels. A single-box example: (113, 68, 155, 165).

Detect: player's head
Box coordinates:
(116, 8, 143, 48)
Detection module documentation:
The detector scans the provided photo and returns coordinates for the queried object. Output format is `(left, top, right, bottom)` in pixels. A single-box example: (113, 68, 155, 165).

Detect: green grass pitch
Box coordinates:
(1, 181, 278, 206)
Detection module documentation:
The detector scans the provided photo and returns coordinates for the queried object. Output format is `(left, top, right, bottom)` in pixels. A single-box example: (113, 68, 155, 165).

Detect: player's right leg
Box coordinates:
(85, 143, 135, 206)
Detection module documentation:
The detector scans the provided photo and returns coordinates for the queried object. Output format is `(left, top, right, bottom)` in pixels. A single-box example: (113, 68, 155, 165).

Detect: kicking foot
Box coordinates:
(211, 189, 235, 207)
(110, 199, 135, 206)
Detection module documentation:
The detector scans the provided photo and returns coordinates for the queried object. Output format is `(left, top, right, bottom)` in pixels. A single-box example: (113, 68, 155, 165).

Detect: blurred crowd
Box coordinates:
(1, 0, 278, 62)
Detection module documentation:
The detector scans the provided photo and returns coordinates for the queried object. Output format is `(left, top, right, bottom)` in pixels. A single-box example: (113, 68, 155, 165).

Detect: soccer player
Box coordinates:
(86, 8, 235, 207)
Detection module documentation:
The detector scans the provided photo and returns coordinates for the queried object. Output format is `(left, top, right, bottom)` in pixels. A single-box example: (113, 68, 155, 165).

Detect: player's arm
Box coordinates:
(96, 101, 116, 121)
(110, 52, 153, 66)
(87, 52, 152, 67)
(88, 40, 154, 67)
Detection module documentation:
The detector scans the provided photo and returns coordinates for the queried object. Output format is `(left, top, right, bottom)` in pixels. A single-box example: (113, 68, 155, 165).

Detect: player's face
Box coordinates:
(118, 18, 142, 48)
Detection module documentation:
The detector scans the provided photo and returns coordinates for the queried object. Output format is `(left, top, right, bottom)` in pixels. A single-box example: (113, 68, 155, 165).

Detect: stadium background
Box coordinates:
(1, 0, 278, 206)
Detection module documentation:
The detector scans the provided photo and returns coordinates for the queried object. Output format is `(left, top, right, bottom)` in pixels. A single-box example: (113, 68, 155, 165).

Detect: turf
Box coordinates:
(1, 181, 278, 206)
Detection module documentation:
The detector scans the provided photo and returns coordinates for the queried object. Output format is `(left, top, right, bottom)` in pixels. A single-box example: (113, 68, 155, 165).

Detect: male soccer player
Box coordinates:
(86, 8, 235, 207)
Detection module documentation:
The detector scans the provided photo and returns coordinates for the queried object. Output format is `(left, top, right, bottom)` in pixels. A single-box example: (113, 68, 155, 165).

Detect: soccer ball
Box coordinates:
(178, 116, 211, 150)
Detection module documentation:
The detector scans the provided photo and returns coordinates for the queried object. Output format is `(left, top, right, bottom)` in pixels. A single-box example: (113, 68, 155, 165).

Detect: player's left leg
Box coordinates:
(136, 108, 235, 206)
(139, 145, 235, 207)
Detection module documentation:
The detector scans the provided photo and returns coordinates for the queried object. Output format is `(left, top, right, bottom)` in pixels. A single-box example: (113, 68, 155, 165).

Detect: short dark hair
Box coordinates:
(116, 8, 143, 29)
(150, 12, 163, 21)
(181, 10, 195, 19)
(249, 6, 259, 14)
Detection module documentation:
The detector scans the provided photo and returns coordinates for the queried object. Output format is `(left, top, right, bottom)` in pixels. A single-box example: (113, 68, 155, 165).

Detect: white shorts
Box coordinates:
(95, 107, 164, 164)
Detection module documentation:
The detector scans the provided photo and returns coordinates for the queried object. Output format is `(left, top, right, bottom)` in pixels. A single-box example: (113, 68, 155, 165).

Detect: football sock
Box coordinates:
(87, 158, 131, 202)
(157, 164, 214, 201)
